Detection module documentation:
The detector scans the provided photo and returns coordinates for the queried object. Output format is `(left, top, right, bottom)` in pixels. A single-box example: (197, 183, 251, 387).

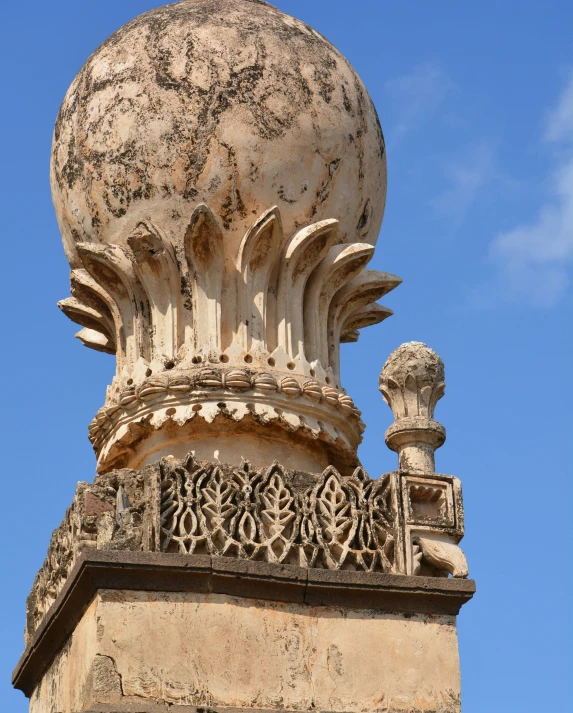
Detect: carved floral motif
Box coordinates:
(158, 459, 398, 573)
(60, 206, 400, 385)
(379, 341, 445, 421)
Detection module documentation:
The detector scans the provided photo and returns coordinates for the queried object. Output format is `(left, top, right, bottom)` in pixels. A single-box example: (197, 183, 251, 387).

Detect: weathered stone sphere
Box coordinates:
(51, 0, 386, 268)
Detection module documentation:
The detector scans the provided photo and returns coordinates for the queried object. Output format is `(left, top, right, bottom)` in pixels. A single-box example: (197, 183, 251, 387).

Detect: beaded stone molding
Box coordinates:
(26, 454, 467, 642)
(89, 366, 364, 471)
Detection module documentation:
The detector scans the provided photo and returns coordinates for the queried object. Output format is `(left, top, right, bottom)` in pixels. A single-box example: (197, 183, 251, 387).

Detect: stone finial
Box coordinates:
(379, 342, 446, 474)
(51, 0, 402, 475)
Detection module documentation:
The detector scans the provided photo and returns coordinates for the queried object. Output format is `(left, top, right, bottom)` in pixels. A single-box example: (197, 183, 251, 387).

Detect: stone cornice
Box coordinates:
(13, 550, 475, 698)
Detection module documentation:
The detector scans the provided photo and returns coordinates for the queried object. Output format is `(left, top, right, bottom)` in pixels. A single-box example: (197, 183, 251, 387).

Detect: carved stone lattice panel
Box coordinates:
(25, 485, 93, 638)
(25, 456, 468, 643)
(24, 468, 149, 643)
(157, 458, 401, 574)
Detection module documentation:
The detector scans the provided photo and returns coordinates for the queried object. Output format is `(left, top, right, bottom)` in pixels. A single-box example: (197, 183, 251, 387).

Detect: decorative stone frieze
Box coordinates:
(26, 452, 468, 641)
(88, 364, 366, 472)
(157, 457, 400, 573)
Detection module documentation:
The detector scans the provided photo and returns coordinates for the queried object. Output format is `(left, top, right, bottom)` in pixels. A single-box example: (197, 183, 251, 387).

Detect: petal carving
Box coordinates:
(276, 218, 338, 360)
(184, 205, 225, 351)
(236, 207, 284, 354)
(304, 242, 374, 365)
(69, 269, 121, 357)
(128, 222, 181, 361)
(77, 243, 152, 368)
(379, 342, 446, 421)
(340, 303, 393, 343)
(75, 327, 115, 355)
(70, 262, 133, 371)
(328, 270, 401, 382)
(340, 329, 360, 343)
(58, 296, 116, 351)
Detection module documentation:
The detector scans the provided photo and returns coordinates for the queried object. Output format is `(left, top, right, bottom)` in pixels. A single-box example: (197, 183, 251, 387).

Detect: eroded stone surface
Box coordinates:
(28, 598, 100, 713)
(30, 590, 462, 713)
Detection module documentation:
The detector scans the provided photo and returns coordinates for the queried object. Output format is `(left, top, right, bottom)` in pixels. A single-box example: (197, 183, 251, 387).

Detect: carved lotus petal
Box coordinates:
(302, 380, 323, 402)
(139, 385, 168, 401)
(119, 385, 138, 407)
(95, 410, 109, 426)
(196, 368, 223, 389)
(322, 386, 340, 407)
(119, 394, 139, 408)
(138, 374, 169, 399)
(280, 377, 302, 397)
(168, 374, 193, 393)
(224, 370, 252, 391)
(252, 373, 278, 393)
(146, 375, 169, 388)
(105, 405, 122, 418)
(338, 394, 355, 414)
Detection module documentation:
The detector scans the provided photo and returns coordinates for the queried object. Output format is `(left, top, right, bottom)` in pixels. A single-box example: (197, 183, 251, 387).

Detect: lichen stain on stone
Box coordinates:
(311, 155, 342, 218)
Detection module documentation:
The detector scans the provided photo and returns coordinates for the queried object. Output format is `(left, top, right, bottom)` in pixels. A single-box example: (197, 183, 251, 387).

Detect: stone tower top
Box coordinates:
(53, 0, 400, 475)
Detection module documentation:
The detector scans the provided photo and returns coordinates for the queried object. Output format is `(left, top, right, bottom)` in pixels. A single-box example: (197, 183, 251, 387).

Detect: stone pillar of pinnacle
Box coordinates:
(379, 341, 446, 474)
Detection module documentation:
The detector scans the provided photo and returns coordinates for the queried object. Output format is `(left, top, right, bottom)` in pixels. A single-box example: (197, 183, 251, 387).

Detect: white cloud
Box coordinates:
(432, 140, 496, 227)
(386, 64, 492, 226)
(489, 72, 573, 306)
(545, 74, 573, 142)
(385, 62, 455, 143)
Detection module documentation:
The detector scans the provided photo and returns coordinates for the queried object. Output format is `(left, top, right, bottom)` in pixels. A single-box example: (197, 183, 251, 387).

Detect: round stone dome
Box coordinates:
(51, 0, 386, 268)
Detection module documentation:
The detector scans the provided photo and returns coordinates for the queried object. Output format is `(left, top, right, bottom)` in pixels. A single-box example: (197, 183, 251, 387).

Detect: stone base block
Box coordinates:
(15, 552, 474, 713)
(31, 591, 461, 713)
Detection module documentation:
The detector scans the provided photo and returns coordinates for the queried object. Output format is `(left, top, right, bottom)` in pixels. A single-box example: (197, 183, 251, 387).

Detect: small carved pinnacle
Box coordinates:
(379, 342, 447, 474)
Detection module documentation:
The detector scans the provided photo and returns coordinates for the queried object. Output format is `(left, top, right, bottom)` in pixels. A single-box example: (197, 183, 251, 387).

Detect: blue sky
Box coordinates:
(1, 1, 572, 711)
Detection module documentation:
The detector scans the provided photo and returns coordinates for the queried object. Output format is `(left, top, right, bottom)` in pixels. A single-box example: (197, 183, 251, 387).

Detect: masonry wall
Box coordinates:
(30, 589, 461, 713)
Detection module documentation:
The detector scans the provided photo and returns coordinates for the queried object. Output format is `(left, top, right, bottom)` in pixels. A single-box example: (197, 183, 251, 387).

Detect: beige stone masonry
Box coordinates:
(32, 590, 460, 713)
